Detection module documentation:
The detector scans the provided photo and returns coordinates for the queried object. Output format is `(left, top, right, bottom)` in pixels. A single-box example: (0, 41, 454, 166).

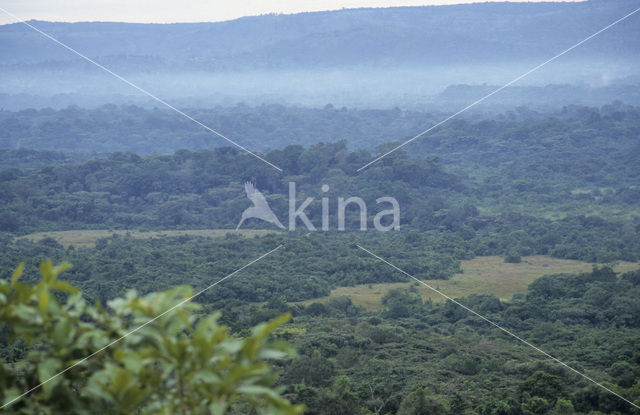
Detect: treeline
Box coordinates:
(0, 104, 440, 153)
(413, 103, 640, 217)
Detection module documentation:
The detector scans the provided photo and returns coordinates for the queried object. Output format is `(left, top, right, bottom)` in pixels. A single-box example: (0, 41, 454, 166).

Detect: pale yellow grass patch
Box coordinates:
(295, 256, 639, 311)
(15, 229, 278, 248)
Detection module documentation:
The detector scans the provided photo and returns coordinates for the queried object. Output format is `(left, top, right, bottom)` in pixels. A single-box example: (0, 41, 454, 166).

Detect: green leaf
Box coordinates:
(38, 358, 61, 381)
(39, 291, 50, 313)
(219, 339, 244, 354)
(40, 260, 53, 281)
(113, 348, 126, 362)
(10, 262, 24, 287)
(51, 280, 79, 295)
(252, 313, 291, 341)
(2, 388, 21, 407)
(237, 385, 282, 400)
(208, 402, 228, 415)
(38, 358, 62, 397)
(121, 387, 145, 411)
(194, 370, 221, 384)
(52, 262, 72, 277)
(257, 349, 288, 360)
(122, 355, 145, 374)
(113, 368, 132, 391)
(52, 318, 72, 348)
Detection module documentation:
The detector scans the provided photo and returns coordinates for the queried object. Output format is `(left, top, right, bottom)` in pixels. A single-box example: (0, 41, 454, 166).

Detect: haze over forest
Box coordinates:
(0, 0, 639, 111)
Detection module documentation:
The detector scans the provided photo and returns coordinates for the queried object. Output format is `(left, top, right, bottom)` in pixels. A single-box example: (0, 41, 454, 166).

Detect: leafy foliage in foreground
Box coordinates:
(0, 261, 303, 415)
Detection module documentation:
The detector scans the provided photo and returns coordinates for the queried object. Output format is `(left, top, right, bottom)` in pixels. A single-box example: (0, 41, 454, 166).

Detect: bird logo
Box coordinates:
(236, 182, 286, 230)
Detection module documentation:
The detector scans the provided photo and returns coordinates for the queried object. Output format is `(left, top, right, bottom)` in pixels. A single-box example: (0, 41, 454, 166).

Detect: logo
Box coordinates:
(236, 182, 286, 230)
(236, 182, 400, 231)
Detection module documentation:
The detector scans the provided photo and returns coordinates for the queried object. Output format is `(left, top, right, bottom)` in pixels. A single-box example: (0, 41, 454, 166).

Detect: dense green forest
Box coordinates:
(1, 103, 638, 221)
(280, 266, 640, 414)
(1, 102, 639, 414)
(1, 117, 639, 262)
(2, 103, 639, 163)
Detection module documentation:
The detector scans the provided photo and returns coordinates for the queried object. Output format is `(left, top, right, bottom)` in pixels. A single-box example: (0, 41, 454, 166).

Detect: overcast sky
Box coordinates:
(0, 0, 584, 25)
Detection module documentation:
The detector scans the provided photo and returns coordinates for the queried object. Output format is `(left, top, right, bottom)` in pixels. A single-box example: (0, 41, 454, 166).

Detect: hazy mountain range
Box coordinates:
(1, 0, 639, 109)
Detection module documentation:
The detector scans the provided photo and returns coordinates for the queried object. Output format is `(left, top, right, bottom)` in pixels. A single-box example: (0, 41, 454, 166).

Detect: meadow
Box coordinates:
(14, 229, 279, 248)
(295, 255, 640, 310)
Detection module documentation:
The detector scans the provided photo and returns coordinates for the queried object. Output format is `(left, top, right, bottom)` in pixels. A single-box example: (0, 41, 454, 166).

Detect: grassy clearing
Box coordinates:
(15, 229, 279, 248)
(295, 256, 640, 311)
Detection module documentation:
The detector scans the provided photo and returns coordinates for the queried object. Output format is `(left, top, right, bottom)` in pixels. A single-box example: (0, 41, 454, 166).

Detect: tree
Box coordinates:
(609, 361, 637, 388)
(518, 371, 563, 405)
(382, 288, 422, 319)
(476, 397, 518, 415)
(0, 261, 303, 415)
(504, 249, 522, 264)
(322, 376, 366, 415)
(283, 350, 335, 387)
(448, 393, 468, 414)
(396, 387, 445, 415)
(520, 394, 551, 415)
(553, 398, 574, 414)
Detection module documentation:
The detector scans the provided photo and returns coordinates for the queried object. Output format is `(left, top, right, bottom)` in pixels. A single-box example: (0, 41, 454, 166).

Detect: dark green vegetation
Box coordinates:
(2, 103, 639, 163)
(2, 104, 640, 263)
(1, 1, 639, 413)
(1, 232, 466, 305)
(1, 103, 639, 224)
(282, 267, 640, 414)
(1, 232, 640, 413)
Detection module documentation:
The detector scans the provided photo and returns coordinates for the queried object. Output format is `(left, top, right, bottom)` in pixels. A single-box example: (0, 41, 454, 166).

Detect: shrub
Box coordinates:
(0, 261, 303, 415)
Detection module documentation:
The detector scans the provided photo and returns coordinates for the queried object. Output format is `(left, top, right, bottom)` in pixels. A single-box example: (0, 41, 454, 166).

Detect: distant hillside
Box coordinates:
(0, 0, 639, 108)
(1, 1, 639, 70)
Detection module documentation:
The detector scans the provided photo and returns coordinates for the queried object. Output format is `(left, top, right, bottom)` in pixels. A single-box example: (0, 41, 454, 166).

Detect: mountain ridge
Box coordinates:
(2, 1, 638, 69)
